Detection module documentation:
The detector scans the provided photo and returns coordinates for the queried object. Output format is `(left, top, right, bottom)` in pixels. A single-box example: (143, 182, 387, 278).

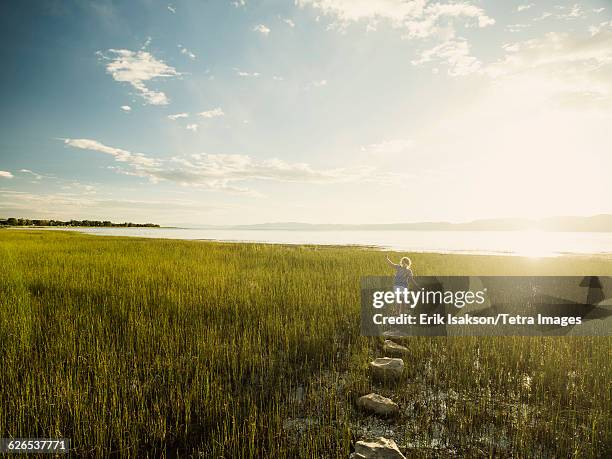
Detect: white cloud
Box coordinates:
(121, 105, 132, 112)
(0, 170, 14, 179)
(556, 4, 586, 20)
(502, 42, 519, 53)
(361, 139, 414, 154)
(167, 4, 176, 13)
(594, 8, 605, 14)
(186, 124, 199, 132)
(283, 18, 296, 27)
(141, 37, 152, 50)
(310, 79, 327, 87)
(62, 139, 159, 169)
(589, 21, 612, 36)
(235, 69, 260, 77)
(61, 138, 374, 193)
(60, 182, 96, 194)
(485, 30, 612, 107)
(97, 49, 181, 105)
(199, 108, 225, 118)
(412, 39, 481, 76)
(517, 4, 533, 12)
(507, 23, 530, 33)
(532, 6, 585, 22)
(253, 24, 271, 36)
(19, 169, 44, 180)
(168, 113, 189, 120)
(272, 75, 284, 81)
(297, 0, 422, 23)
(178, 44, 196, 60)
(297, 0, 494, 39)
(427, 3, 495, 28)
(533, 12, 553, 21)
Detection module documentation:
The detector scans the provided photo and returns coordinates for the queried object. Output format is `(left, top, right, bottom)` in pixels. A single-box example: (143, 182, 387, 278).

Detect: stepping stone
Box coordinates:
(350, 437, 406, 459)
(357, 393, 399, 417)
(370, 357, 404, 381)
(383, 340, 409, 357)
(382, 330, 404, 339)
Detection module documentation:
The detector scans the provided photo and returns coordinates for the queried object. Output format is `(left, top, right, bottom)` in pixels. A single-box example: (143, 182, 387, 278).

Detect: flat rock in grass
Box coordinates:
(357, 393, 399, 417)
(383, 340, 409, 357)
(350, 437, 406, 459)
(370, 358, 404, 381)
(382, 330, 404, 339)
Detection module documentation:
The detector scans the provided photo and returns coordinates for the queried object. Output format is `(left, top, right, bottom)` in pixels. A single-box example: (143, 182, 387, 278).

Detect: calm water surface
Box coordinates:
(34, 227, 612, 257)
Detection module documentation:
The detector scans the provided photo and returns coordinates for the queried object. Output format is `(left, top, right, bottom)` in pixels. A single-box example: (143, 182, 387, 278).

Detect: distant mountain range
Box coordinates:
(199, 215, 612, 232)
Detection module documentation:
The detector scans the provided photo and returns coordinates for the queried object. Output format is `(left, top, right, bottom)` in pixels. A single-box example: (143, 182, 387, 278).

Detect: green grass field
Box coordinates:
(1, 229, 610, 457)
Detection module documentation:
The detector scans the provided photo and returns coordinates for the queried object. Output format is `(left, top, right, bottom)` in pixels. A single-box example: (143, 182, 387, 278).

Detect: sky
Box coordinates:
(0, 0, 611, 226)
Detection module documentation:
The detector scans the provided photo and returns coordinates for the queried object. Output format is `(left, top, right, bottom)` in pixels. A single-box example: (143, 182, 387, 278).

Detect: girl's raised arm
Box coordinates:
(386, 255, 398, 267)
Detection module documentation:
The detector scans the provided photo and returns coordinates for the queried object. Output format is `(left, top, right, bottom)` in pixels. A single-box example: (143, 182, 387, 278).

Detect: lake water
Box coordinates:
(35, 227, 612, 257)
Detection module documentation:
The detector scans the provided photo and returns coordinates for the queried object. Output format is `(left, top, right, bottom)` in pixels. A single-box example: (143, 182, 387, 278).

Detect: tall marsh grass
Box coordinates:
(0, 230, 610, 457)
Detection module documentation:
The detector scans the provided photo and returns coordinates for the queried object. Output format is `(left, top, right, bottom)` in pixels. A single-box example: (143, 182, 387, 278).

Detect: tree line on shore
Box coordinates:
(0, 218, 159, 227)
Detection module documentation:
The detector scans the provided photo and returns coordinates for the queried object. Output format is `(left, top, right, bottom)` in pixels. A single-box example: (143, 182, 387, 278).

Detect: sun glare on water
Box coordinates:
(512, 229, 559, 258)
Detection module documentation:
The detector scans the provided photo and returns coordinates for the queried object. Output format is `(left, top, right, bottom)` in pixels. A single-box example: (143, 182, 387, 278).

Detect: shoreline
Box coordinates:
(4, 227, 612, 260)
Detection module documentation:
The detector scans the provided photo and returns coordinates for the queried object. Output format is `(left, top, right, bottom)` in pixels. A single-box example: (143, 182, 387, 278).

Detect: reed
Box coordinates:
(0, 230, 609, 457)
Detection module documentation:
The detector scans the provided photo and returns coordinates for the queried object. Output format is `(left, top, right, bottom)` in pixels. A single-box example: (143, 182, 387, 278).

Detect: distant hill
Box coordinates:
(210, 215, 612, 232)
